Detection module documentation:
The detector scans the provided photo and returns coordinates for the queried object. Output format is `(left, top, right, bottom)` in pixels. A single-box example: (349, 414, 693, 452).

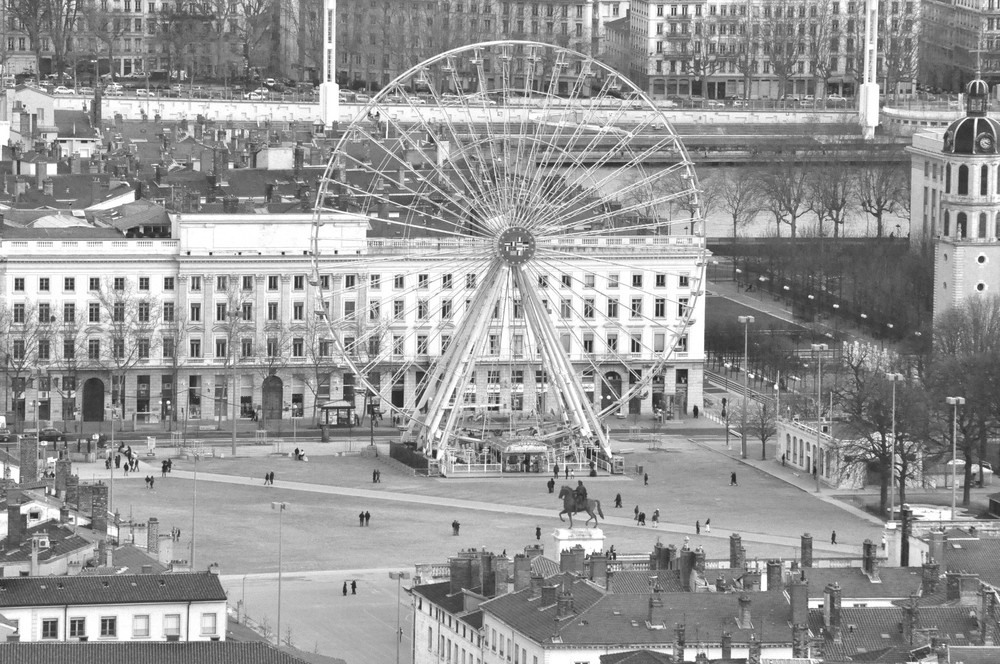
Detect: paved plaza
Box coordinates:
(79, 413, 888, 662)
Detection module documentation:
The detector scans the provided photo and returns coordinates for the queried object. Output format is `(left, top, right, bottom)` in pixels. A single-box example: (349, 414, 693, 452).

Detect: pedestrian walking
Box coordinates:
(730, 472, 738, 486)
(269, 471, 275, 484)
(652, 509, 659, 527)
(452, 520, 460, 535)
(364, 511, 371, 526)
(570, 468, 575, 479)
(781, 453, 787, 466)
(115, 454, 121, 469)
(644, 473, 649, 486)
(881, 534, 887, 550)
(553, 463, 560, 479)
(167, 459, 173, 473)
(359, 511, 365, 527)
(614, 493, 622, 508)
(609, 545, 617, 560)
(535, 526, 541, 541)
(351, 580, 357, 595)
(373, 469, 378, 483)
(696, 520, 701, 535)
(638, 511, 646, 526)
(161, 460, 168, 477)
(634, 505, 640, 522)
(693, 405, 699, 418)
(149, 476, 154, 490)
(376, 469, 381, 483)
(175, 528, 181, 541)
(547, 478, 555, 493)
(564, 467, 569, 479)
(264, 473, 270, 486)
(705, 518, 711, 533)
(831, 530, 837, 545)
(342, 581, 348, 596)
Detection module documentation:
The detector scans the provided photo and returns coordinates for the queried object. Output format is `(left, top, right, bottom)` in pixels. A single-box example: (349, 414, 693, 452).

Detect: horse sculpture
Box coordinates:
(558, 485, 604, 528)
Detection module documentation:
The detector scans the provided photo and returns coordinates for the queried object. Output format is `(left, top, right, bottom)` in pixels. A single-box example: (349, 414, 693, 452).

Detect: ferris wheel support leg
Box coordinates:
(409, 264, 506, 455)
(515, 269, 611, 458)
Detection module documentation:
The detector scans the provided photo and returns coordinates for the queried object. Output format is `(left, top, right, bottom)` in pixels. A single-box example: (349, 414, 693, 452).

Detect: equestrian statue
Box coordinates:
(558, 481, 604, 528)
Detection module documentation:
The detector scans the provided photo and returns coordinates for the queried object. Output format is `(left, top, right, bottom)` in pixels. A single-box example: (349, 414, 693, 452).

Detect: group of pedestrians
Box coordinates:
(342, 580, 358, 595)
(263, 471, 276, 485)
(359, 511, 371, 526)
(160, 459, 173, 477)
(372, 468, 382, 483)
(143, 475, 156, 489)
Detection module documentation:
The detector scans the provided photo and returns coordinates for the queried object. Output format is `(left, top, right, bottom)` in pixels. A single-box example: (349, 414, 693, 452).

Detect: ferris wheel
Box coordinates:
(311, 41, 706, 465)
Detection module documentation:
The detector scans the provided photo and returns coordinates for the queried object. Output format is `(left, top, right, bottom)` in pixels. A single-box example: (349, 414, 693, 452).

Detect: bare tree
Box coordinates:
(236, 0, 276, 75)
(8, 0, 50, 77)
(254, 322, 294, 427)
(807, 161, 855, 238)
(879, 9, 919, 99)
(684, 13, 725, 96)
(80, 0, 126, 79)
(806, 0, 837, 97)
(44, 0, 80, 82)
(855, 145, 908, 238)
(755, 154, 811, 238)
(1, 301, 43, 433)
(212, 277, 255, 432)
(717, 168, 762, 239)
(94, 279, 160, 419)
(760, 0, 802, 98)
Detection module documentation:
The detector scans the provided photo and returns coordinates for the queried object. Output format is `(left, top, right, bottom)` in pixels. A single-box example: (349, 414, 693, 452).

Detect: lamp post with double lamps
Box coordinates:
(811, 343, 829, 492)
(945, 397, 965, 519)
(272, 502, 289, 644)
(389, 571, 411, 664)
(737, 316, 755, 459)
(886, 373, 904, 520)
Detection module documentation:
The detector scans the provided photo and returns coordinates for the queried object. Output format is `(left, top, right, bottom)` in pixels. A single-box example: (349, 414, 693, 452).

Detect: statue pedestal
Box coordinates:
(552, 527, 605, 555)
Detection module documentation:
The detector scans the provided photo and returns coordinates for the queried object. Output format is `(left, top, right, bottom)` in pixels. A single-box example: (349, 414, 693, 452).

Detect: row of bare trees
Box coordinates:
(705, 144, 909, 239)
(0, 278, 347, 429)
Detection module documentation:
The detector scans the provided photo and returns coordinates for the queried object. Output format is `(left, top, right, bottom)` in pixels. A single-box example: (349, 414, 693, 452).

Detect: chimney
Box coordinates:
(29, 536, 40, 576)
(792, 622, 810, 656)
(490, 555, 510, 597)
(36, 167, 44, 191)
(529, 573, 543, 599)
(960, 573, 981, 605)
(737, 593, 752, 629)
(6, 489, 22, 550)
(742, 569, 761, 591)
(823, 582, 843, 635)
(747, 635, 762, 664)
(788, 571, 809, 625)
(928, 529, 945, 565)
(513, 554, 532, 591)
(147, 517, 160, 555)
(693, 547, 706, 575)
(902, 594, 920, 645)
(922, 561, 940, 596)
(980, 583, 995, 645)
(96, 539, 107, 566)
(678, 548, 694, 591)
(935, 638, 949, 664)
(559, 545, 585, 576)
(105, 543, 113, 568)
(91, 176, 102, 204)
(43, 178, 53, 197)
(208, 562, 220, 575)
(19, 435, 39, 484)
(901, 505, 914, 567)
(541, 584, 557, 606)
(449, 555, 474, 595)
(556, 589, 574, 618)
(141, 564, 153, 574)
(59, 504, 69, 524)
(801, 533, 814, 567)
(55, 459, 72, 497)
(647, 594, 663, 623)
(766, 559, 783, 592)
(589, 552, 608, 588)
(66, 475, 79, 507)
(863, 539, 880, 579)
(674, 623, 686, 661)
(91, 483, 109, 537)
(720, 631, 732, 659)
(729, 533, 743, 568)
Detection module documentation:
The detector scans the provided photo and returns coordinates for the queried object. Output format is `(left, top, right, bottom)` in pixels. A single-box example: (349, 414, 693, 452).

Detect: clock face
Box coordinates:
(980, 134, 995, 151)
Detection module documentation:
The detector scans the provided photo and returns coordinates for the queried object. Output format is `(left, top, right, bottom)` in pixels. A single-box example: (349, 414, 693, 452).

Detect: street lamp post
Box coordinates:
(886, 373, 904, 520)
(722, 363, 731, 451)
(945, 397, 965, 519)
(738, 316, 755, 459)
(272, 502, 289, 645)
(811, 343, 829, 492)
(389, 571, 411, 664)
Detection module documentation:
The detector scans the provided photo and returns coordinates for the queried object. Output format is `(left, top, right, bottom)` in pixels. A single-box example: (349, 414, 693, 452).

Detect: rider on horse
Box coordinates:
(574, 480, 588, 511)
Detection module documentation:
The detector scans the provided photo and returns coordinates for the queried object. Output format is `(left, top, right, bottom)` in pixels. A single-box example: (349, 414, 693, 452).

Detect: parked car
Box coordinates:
(827, 93, 848, 103)
(38, 428, 66, 443)
(52, 85, 74, 95)
(264, 77, 277, 87)
(104, 86, 123, 96)
(136, 88, 154, 97)
(78, 86, 94, 96)
(0, 429, 15, 443)
(244, 91, 264, 100)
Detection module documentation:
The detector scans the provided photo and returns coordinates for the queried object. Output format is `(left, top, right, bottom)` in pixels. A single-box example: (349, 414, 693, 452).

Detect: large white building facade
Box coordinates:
(0, 209, 705, 432)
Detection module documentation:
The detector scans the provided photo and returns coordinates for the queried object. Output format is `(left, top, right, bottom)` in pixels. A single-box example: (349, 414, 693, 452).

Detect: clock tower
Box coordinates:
(929, 76, 1000, 318)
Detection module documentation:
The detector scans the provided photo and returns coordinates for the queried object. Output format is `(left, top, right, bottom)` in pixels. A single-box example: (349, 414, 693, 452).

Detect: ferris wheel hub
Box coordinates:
(497, 226, 536, 266)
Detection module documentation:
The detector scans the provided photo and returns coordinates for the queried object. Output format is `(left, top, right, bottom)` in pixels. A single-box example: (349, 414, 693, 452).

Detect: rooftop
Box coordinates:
(0, 641, 328, 664)
(0, 571, 226, 607)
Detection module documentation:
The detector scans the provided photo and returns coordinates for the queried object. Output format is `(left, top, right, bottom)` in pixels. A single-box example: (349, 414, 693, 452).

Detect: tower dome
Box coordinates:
(943, 78, 1000, 155)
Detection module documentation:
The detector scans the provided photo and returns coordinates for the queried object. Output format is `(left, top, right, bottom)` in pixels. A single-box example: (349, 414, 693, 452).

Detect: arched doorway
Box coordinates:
(82, 378, 105, 422)
(262, 375, 283, 422)
(601, 372, 622, 415)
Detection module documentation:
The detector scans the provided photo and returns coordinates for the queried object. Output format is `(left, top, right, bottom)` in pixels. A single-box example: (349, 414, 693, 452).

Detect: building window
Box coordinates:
(215, 303, 227, 321)
(191, 276, 203, 292)
(200, 612, 217, 636)
(163, 302, 175, 323)
(293, 302, 304, 320)
(241, 338, 253, 358)
(163, 337, 175, 359)
(242, 275, 254, 291)
(442, 274, 452, 289)
(42, 618, 58, 639)
(64, 277, 76, 292)
(39, 277, 49, 292)
(267, 337, 279, 357)
(163, 277, 175, 291)
(190, 339, 202, 358)
(64, 338, 76, 360)
(13, 277, 24, 291)
(139, 277, 150, 291)
(267, 303, 279, 321)
(394, 274, 405, 289)
(138, 302, 150, 323)
(293, 275, 305, 290)
(630, 298, 642, 318)
(163, 614, 181, 637)
(63, 303, 76, 324)
(216, 275, 228, 291)
(654, 298, 666, 317)
(607, 298, 619, 318)
(190, 304, 201, 322)
(370, 274, 381, 290)
(241, 303, 253, 321)
(69, 617, 85, 638)
(584, 298, 595, 318)
(88, 340, 101, 360)
(292, 338, 304, 357)
(215, 338, 227, 358)
(13, 303, 25, 324)
(608, 274, 619, 288)
(138, 338, 150, 359)
(268, 276, 279, 291)
(100, 616, 117, 638)
(133, 614, 150, 638)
